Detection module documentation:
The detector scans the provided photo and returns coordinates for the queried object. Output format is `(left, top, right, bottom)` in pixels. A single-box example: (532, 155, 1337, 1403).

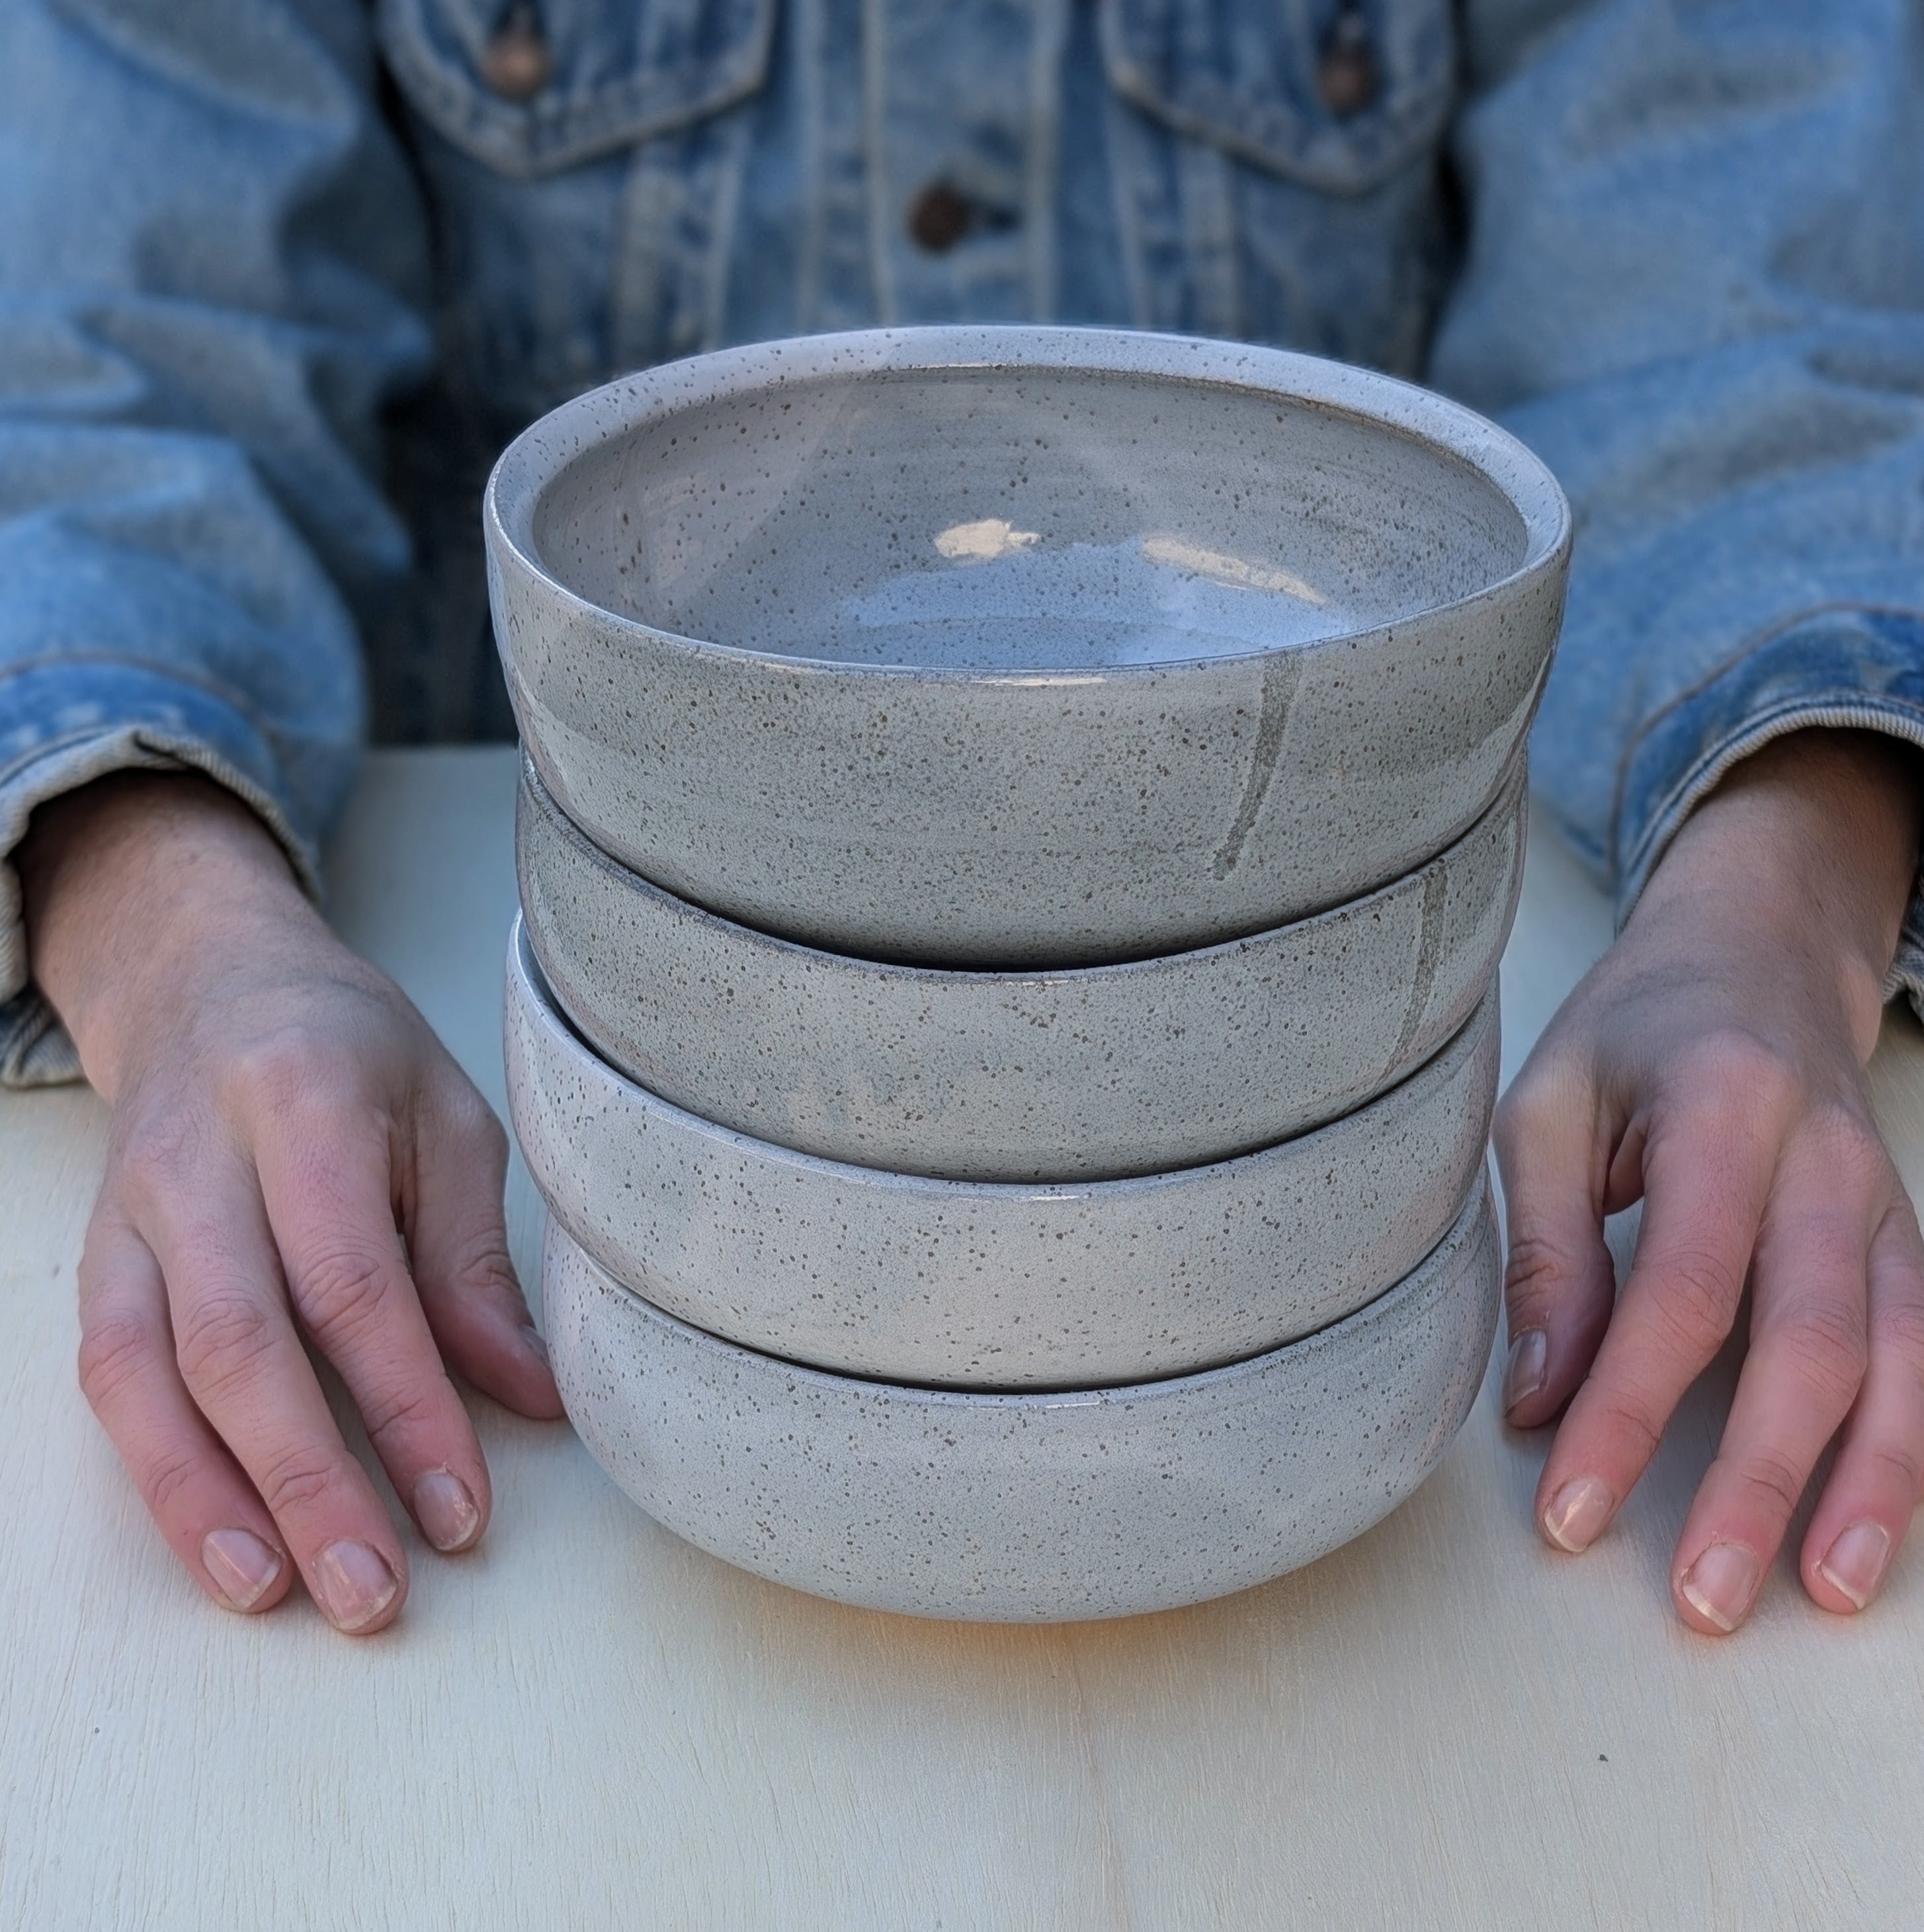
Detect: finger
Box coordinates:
(1801, 1194, 1924, 1615)
(1533, 1103, 1776, 1555)
(131, 1144, 409, 1635)
(1668, 1143, 1878, 1634)
(76, 1206, 294, 1615)
(254, 1102, 495, 1555)
(405, 1065, 562, 1420)
(1492, 1045, 1617, 1428)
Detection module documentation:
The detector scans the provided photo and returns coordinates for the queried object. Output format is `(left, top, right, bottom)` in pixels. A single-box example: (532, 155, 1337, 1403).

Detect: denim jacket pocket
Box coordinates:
(1100, 0, 1455, 197)
(376, 0, 777, 179)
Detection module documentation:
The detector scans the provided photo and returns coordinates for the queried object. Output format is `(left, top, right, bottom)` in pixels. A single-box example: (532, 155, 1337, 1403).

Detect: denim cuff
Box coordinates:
(0, 659, 323, 1089)
(1613, 606, 1924, 1021)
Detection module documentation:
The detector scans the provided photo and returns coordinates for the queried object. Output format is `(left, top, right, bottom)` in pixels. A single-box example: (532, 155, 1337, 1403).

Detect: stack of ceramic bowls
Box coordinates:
(487, 327, 1570, 1622)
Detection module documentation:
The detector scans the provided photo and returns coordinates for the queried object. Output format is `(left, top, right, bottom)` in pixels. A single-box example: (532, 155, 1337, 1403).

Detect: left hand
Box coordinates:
(1496, 730, 1924, 1633)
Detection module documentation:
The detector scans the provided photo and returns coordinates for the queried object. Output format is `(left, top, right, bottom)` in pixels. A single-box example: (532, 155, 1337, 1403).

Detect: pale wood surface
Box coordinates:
(2, 746, 1920, 1930)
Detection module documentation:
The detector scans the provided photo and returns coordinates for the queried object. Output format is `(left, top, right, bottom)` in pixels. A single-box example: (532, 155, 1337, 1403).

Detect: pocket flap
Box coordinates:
(378, 0, 776, 179)
(1101, 0, 1455, 196)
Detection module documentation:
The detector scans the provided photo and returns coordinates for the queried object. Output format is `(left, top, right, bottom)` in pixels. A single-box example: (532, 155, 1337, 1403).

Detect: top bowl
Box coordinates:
(489, 327, 1569, 967)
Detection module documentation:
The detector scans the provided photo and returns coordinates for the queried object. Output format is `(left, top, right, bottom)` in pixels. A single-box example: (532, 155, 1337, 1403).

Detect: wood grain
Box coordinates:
(1, 748, 1919, 1929)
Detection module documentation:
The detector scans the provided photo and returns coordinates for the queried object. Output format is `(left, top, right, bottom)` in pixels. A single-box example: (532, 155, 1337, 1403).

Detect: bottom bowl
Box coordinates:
(543, 1168, 1500, 1622)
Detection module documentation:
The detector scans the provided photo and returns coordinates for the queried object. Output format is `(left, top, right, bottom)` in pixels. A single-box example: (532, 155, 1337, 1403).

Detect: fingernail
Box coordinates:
(1680, 1542, 1762, 1633)
(1818, 1520, 1892, 1611)
(1503, 1329, 1548, 1413)
(521, 1324, 551, 1368)
(1542, 1476, 1614, 1553)
(201, 1527, 282, 1612)
(413, 1468, 481, 1552)
(313, 1540, 399, 1632)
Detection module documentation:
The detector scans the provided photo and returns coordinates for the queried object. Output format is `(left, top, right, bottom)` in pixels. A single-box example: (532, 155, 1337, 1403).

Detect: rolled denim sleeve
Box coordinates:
(1434, 0, 1924, 1009)
(0, 0, 433, 1083)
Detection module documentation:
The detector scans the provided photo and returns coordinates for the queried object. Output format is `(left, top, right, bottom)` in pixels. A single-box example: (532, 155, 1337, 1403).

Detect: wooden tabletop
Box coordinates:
(3, 746, 1921, 1929)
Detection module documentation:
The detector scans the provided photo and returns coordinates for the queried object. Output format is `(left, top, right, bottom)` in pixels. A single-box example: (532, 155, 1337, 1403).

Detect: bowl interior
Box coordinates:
(530, 364, 1533, 671)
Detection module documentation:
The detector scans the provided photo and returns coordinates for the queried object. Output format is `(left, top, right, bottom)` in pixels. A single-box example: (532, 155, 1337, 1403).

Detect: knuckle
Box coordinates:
(1685, 1029, 1800, 1118)
(174, 1291, 278, 1402)
(1493, 1066, 1570, 1161)
(222, 1033, 396, 1148)
(442, 1079, 506, 1152)
(359, 1378, 444, 1449)
(1800, 1104, 1891, 1198)
(290, 1245, 400, 1346)
(112, 1112, 205, 1205)
(1773, 1302, 1869, 1412)
(438, 1228, 520, 1304)
(220, 1030, 334, 1116)
(1582, 1386, 1665, 1470)
(1728, 1443, 1808, 1523)
(255, 1443, 349, 1520)
(1491, 1086, 1535, 1158)
(1874, 1296, 1924, 1372)
(75, 1310, 157, 1415)
(423, 1077, 509, 1175)
(1503, 1229, 1583, 1313)
(1644, 1248, 1743, 1359)
(1837, 1113, 1890, 1179)
(141, 1441, 205, 1519)
(1859, 1441, 1924, 1504)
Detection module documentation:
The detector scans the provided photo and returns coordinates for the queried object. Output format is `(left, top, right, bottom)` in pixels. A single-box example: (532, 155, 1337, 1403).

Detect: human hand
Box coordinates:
(1497, 729, 1924, 1633)
(20, 771, 563, 1634)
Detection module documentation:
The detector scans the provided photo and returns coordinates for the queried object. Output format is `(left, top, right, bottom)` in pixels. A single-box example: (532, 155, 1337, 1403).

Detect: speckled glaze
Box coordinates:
(517, 751, 1525, 1182)
(487, 327, 1569, 968)
(505, 917, 1499, 1387)
(542, 1169, 1501, 1620)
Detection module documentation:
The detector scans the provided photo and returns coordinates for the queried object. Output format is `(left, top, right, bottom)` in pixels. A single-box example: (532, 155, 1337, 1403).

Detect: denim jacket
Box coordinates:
(3, 0, 1923, 1082)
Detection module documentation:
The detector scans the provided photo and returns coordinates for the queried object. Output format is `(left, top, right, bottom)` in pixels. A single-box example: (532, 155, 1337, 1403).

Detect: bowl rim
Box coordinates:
(546, 1163, 1495, 1411)
(486, 325, 1572, 685)
(507, 910, 1499, 1202)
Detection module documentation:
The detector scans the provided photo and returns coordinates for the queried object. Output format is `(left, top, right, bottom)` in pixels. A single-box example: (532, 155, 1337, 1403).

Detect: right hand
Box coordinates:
(20, 771, 563, 1634)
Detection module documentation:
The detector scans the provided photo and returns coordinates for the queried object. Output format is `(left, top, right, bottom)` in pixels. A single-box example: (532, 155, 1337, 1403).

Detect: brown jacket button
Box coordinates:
(907, 183, 976, 253)
(482, 0, 552, 100)
(1317, 6, 1380, 118)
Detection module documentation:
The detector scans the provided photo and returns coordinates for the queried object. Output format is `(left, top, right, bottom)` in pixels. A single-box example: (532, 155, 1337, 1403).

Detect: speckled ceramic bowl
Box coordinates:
(517, 751, 1525, 1183)
(542, 1168, 1500, 1620)
(488, 327, 1568, 968)
(505, 916, 1499, 1388)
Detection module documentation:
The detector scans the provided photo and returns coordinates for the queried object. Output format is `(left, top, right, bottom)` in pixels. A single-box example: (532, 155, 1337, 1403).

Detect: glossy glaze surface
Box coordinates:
(519, 751, 1525, 1181)
(506, 917, 1498, 1386)
(488, 327, 1569, 966)
(542, 1174, 1501, 1621)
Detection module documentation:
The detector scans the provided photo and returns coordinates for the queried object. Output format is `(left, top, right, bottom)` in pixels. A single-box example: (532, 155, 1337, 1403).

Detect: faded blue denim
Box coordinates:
(3, 0, 1923, 1081)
